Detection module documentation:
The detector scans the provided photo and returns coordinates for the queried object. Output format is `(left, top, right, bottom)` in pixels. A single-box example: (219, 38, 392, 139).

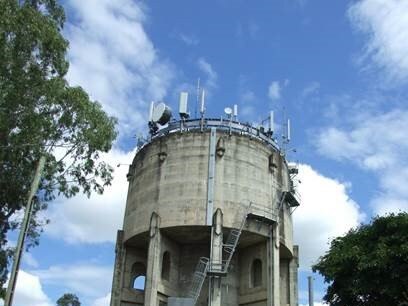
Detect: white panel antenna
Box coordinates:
(149, 101, 154, 122)
(195, 78, 200, 118)
(269, 111, 274, 134)
(179, 92, 189, 118)
(200, 89, 206, 114)
(287, 118, 291, 142)
(233, 104, 238, 118)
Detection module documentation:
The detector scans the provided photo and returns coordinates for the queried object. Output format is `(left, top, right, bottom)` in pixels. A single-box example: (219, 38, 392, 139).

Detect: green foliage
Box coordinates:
(56, 293, 81, 306)
(313, 212, 408, 306)
(0, 247, 12, 299)
(0, 0, 117, 292)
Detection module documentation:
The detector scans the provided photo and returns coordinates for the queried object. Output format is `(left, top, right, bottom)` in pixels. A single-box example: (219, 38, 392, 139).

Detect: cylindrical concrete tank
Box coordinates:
(110, 119, 299, 306)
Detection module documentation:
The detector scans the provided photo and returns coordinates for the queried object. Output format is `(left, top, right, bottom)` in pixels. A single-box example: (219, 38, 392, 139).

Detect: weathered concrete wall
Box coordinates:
(157, 233, 181, 297)
(124, 131, 292, 241)
(280, 259, 290, 306)
(239, 242, 268, 305)
(111, 129, 298, 306)
(221, 255, 240, 306)
(279, 204, 293, 253)
(111, 231, 125, 306)
(124, 133, 210, 240)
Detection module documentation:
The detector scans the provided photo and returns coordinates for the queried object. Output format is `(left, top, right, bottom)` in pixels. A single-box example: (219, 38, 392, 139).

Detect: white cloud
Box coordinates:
(45, 147, 136, 243)
(236, 21, 260, 40)
(32, 264, 112, 299)
(92, 293, 111, 306)
(372, 196, 408, 215)
(197, 58, 218, 92)
(1, 266, 112, 306)
(348, 0, 408, 83)
(268, 79, 289, 101)
(23, 252, 39, 268)
(302, 81, 320, 98)
(1, 271, 53, 306)
(238, 90, 257, 120)
(295, 0, 308, 8)
(65, 0, 173, 139)
(240, 90, 256, 104)
(316, 109, 408, 215)
(294, 164, 363, 270)
(268, 81, 281, 100)
(177, 33, 199, 46)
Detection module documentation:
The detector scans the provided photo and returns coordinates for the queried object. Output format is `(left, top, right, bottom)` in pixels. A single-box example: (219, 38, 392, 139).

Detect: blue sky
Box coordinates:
(4, 1, 408, 306)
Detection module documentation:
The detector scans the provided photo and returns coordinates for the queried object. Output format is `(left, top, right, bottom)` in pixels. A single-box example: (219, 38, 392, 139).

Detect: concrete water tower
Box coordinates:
(110, 92, 300, 306)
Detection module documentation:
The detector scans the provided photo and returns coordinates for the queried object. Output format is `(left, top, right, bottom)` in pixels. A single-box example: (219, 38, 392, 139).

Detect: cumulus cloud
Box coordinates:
(316, 109, 408, 215)
(301, 81, 320, 98)
(92, 293, 111, 306)
(240, 90, 256, 104)
(294, 164, 363, 270)
(268, 81, 281, 100)
(32, 264, 113, 299)
(1, 271, 53, 306)
(64, 0, 173, 139)
(23, 252, 39, 269)
(177, 33, 199, 46)
(47, 0, 175, 247)
(268, 79, 289, 101)
(44, 147, 136, 243)
(348, 0, 408, 83)
(197, 57, 218, 92)
(237, 21, 260, 40)
(238, 90, 257, 120)
(1, 267, 112, 306)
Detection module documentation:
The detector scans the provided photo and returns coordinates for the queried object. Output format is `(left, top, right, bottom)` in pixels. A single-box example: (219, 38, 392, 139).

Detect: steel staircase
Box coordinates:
(221, 201, 253, 273)
(187, 202, 253, 305)
(187, 257, 210, 303)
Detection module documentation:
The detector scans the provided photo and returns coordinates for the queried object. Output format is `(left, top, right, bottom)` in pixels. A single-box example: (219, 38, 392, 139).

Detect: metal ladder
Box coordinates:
(187, 257, 209, 304)
(222, 201, 253, 272)
(187, 202, 253, 305)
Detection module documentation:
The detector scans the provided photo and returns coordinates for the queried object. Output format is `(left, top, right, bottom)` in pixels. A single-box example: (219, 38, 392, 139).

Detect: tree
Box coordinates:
(313, 212, 408, 306)
(56, 293, 81, 306)
(0, 0, 117, 295)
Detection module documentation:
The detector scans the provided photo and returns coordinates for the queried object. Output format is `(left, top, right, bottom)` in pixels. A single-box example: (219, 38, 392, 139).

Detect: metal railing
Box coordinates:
(143, 118, 280, 152)
(249, 202, 279, 222)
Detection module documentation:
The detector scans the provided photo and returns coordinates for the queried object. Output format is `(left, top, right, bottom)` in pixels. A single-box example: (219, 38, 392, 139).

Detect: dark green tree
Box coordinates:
(313, 212, 408, 306)
(56, 293, 81, 306)
(0, 0, 117, 296)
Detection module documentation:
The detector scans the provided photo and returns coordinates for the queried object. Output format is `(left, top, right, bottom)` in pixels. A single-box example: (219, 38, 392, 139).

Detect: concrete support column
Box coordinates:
(267, 223, 280, 306)
(289, 246, 299, 306)
(110, 230, 124, 306)
(144, 212, 161, 306)
(206, 127, 217, 226)
(208, 209, 223, 306)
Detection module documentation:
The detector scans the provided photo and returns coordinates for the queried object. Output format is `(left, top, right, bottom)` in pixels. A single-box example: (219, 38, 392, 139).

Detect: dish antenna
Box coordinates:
(224, 107, 232, 117)
(151, 102, 172, 125)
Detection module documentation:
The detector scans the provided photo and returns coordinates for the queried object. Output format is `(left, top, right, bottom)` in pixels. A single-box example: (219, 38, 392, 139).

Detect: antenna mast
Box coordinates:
(195, 78, 200, 119)
(281, 106, 291, 154)
(200, 89, 206, 131)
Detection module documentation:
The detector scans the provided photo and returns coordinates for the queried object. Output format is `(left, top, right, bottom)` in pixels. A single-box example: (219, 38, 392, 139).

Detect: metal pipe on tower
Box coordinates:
(308, 276, 314, 306)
